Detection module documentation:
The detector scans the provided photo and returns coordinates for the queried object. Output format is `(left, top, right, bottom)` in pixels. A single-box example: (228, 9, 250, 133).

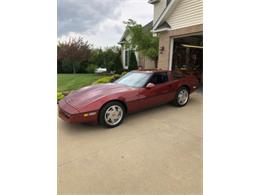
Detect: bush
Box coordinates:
(128, 51, 138, 70)
(86, 64, 97, 73)
(93, 76, 113, 84)
(121, 71, 128, 76)
(111, 74, 121, 81)
(92, 72, 128, 85)
(57, 91, 64, 101)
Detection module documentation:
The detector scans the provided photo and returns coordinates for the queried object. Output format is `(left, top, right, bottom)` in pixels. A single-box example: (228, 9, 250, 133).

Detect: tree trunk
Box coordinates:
(154, 57, 158, 69)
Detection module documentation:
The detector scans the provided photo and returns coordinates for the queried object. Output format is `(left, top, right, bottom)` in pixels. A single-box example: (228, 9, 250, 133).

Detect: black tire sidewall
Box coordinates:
(99, 101, 126, 128)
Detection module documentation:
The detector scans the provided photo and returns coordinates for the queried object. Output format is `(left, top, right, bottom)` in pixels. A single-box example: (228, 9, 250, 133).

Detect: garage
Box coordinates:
(171, 34, 203, 84)
(151, 0, 203, 86)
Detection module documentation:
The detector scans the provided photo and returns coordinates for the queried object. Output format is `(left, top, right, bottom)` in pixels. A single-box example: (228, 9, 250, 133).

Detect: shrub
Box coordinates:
(128, 51, 138, 70)
(111, 74, 121, 81)
(121, 71, 128, 76)
(57, 91, 64, 101)
(93, 72, 128, 85)
(86, 64, 97, 73)
(93, 76, 113, 84)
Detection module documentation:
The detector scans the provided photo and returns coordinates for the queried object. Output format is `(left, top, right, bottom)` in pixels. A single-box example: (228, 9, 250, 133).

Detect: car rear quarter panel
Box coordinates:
(180, 75, 199, 93)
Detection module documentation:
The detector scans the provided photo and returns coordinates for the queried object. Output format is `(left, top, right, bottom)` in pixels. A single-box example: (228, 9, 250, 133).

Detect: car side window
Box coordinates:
(150, 72, 168, 85)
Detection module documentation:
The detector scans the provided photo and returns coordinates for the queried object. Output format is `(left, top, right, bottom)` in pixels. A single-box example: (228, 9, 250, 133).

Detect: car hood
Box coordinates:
(64, 83, 133, 109)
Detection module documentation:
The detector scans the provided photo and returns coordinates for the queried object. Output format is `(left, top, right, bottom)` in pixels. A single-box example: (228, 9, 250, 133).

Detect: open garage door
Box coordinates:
(171, 35, 203, 84)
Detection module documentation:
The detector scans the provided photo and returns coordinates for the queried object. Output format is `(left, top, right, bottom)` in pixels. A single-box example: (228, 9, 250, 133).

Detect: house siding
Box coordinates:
(166, 0, 203, 30)
(153, 0, 167, 25)
(158, 31, 171, 70)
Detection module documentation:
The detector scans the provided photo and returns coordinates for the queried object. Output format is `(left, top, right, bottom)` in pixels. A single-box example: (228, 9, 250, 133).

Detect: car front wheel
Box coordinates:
(99, 101, 126, 128)
(173, 87, 190, 107)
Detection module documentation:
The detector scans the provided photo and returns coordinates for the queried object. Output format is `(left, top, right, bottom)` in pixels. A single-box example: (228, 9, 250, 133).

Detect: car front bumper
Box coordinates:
(58, 101, 98, 124)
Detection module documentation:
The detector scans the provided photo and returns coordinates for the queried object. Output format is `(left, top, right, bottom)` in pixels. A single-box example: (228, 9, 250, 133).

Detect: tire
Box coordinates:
(99, 101, 126, 128)
(173, 87, 190, 107)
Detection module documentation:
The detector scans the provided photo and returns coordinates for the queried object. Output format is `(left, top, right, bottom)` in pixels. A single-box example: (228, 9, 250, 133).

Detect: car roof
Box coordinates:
(132, 69, 170, 74)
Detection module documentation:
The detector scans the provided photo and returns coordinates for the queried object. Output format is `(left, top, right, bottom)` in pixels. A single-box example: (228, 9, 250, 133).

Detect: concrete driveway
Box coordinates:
(58, 92, 202, 195)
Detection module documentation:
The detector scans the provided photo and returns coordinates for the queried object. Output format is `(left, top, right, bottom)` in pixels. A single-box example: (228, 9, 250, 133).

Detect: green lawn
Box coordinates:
(57, 74, 104, 93)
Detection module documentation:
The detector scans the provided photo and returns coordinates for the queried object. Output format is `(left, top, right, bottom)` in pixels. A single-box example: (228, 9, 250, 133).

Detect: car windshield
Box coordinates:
(114, 72, 151, 88)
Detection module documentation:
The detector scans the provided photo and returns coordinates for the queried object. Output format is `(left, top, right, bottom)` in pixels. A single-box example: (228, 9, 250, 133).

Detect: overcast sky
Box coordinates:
(58, 0, 153, 48)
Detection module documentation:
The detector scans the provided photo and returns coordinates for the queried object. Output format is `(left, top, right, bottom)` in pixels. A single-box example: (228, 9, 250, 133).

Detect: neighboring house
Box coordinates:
(118, 21, 156, 70)
(149, 0, 203, 82)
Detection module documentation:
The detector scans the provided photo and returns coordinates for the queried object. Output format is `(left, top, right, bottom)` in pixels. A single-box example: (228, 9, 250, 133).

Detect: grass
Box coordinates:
(57, 74, 105, 93)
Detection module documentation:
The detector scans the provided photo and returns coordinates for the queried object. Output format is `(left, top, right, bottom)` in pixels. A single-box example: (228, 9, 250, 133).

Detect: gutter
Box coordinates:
(152, 28, 171, 33)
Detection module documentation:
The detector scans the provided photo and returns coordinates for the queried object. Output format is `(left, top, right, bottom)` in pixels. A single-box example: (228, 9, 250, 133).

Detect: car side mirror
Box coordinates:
(146, 82, 156, 89)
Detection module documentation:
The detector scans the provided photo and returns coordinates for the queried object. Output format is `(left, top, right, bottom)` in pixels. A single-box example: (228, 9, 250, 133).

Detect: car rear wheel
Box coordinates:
(99, 101, 126, 128)
(173, 87, 190, 107)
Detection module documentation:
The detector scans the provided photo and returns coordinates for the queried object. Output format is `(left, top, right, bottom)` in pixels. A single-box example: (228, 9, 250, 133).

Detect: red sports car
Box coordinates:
(58, 70, 199, 128)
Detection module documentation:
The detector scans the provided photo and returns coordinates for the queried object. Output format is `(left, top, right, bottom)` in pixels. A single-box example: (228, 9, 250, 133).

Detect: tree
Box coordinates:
(128, 51, 138, 70)
(57, 59, 63, 73)
(57, 37, 91, 73)
(86, 64, 97, 73)
(102, 46, 123, 73)
(124, 19, 159, 66)
(89, 48, 104, 68)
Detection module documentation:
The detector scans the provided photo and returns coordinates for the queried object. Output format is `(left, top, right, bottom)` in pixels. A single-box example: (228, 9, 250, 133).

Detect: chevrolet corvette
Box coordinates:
(58, 70, 199, 128)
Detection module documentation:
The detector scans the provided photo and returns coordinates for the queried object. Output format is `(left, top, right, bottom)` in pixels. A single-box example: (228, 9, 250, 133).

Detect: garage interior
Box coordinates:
(171, 35, 203, 84)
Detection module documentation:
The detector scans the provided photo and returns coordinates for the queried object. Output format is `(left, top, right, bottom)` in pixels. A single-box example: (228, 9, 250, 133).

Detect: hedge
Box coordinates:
(57, 91, 64, 101)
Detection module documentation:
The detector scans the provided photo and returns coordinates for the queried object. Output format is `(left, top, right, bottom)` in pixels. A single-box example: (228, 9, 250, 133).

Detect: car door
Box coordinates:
(138, 72, 173, 109)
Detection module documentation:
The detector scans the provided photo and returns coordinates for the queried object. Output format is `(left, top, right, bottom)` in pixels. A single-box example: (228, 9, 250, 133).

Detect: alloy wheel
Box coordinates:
(177, 89, 189, 105)
(104, 105, 123, 126)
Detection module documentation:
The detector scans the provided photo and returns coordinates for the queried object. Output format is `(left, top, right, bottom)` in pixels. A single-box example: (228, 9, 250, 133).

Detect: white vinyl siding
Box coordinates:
(154, 0, 167, 24)
(166, 0, 203, 30)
